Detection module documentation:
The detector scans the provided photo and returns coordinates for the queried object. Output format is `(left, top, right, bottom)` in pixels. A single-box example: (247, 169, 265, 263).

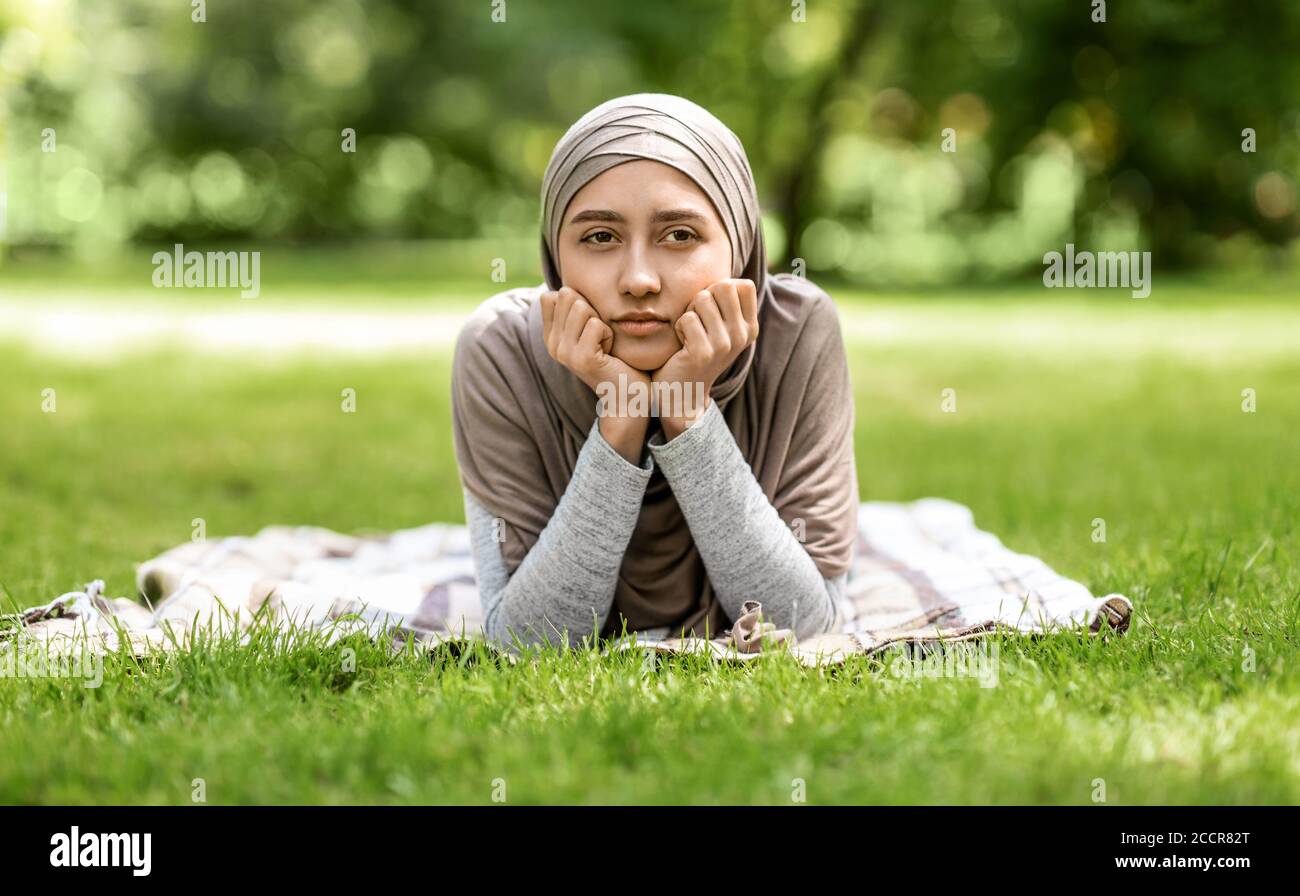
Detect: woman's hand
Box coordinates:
(541, 286, 651, 463)
(653, 278, 760, 440)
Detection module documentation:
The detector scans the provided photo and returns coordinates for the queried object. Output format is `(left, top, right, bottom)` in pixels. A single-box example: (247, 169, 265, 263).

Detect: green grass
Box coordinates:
(1, 276, 1298, 804)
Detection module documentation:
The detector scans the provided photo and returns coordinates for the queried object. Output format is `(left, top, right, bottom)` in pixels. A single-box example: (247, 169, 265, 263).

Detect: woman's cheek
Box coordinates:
(561, 277, 612, 319)
(675, 242, 733, 289)
(660, 323, 683, 355)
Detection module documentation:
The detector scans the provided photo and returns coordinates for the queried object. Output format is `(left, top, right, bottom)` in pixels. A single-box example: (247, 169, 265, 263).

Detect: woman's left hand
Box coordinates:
(653, 277, 759, 439)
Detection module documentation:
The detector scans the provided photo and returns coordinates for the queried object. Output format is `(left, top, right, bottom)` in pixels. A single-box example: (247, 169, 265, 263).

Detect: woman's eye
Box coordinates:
(581, 231, 616, 245)
(665, 229, 699, 243)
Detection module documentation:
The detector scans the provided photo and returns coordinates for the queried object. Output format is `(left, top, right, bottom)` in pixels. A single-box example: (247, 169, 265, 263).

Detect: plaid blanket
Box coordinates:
(1, 498, 1132, 668)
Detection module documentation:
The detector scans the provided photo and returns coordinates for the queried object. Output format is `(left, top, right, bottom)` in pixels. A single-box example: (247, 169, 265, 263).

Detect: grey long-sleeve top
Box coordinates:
(464, 400, 846, 651)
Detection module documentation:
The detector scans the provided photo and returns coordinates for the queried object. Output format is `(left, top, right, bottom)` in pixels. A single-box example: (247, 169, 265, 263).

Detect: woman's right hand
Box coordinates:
(541, 287, 650, 462)
(540, 287, 650, 398)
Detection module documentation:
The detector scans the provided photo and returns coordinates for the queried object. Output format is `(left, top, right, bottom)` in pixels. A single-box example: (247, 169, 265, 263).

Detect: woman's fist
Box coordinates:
(653, 278, 759, 437)
(541, 287, 645, 394)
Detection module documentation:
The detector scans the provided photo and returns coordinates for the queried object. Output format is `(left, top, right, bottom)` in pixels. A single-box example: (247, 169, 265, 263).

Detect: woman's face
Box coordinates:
(556, 159, 733, 372)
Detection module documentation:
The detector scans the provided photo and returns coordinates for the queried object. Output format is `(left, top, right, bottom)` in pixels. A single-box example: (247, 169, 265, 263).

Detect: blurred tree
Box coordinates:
(1, 0, 1296, 283)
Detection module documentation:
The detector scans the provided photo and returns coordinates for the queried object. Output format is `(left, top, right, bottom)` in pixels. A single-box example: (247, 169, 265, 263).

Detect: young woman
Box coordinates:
(451, 93, 858, 649)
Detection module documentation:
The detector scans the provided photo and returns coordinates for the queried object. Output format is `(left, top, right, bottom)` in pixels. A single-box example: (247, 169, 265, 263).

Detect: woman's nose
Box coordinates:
(618, 243, 660, 297)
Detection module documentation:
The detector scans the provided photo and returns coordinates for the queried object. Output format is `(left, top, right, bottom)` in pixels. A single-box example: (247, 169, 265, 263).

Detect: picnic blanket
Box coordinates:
(1, 498, 1132, 668)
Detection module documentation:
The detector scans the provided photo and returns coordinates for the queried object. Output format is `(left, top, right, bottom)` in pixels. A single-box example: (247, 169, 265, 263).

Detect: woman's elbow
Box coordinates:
(483, 605, 587, 652)
(792, 580, 844, 640)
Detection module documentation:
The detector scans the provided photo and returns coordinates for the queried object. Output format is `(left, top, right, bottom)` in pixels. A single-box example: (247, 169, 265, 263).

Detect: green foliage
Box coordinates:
(3, 0, 1297, 284)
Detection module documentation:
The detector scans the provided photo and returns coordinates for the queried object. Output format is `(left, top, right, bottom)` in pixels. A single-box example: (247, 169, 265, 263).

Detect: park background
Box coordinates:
(1, 0, 1298, 804)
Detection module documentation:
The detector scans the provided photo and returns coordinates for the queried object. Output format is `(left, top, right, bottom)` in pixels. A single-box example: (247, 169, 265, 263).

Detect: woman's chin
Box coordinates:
(612, 337, 678, 373)
(619, 354, 670, 374)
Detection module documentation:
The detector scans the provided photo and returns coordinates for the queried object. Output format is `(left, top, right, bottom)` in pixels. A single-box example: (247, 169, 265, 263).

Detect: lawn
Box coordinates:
(1, 269, 1298, 804)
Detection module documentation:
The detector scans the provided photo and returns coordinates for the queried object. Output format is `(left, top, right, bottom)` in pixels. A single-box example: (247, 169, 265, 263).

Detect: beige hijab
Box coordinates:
(452, 93, 858, 640)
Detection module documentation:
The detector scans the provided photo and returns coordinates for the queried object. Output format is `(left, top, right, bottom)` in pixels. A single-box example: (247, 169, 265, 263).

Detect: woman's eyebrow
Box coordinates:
(567, 208, 707, 225)
(650, 208, 707, 224)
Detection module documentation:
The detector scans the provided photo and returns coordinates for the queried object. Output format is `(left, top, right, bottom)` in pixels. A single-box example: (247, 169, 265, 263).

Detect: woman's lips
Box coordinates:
(612, 319, 669, 336)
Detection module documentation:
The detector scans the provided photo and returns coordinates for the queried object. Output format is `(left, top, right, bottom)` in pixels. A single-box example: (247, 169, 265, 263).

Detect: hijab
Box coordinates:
(452, 93, 858, 640)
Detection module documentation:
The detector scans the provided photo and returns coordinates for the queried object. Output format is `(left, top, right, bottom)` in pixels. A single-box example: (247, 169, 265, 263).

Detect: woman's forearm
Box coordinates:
(648, 400, 843, 638)
(599, 414, 650, 464)
(465, 416, 653, 649)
